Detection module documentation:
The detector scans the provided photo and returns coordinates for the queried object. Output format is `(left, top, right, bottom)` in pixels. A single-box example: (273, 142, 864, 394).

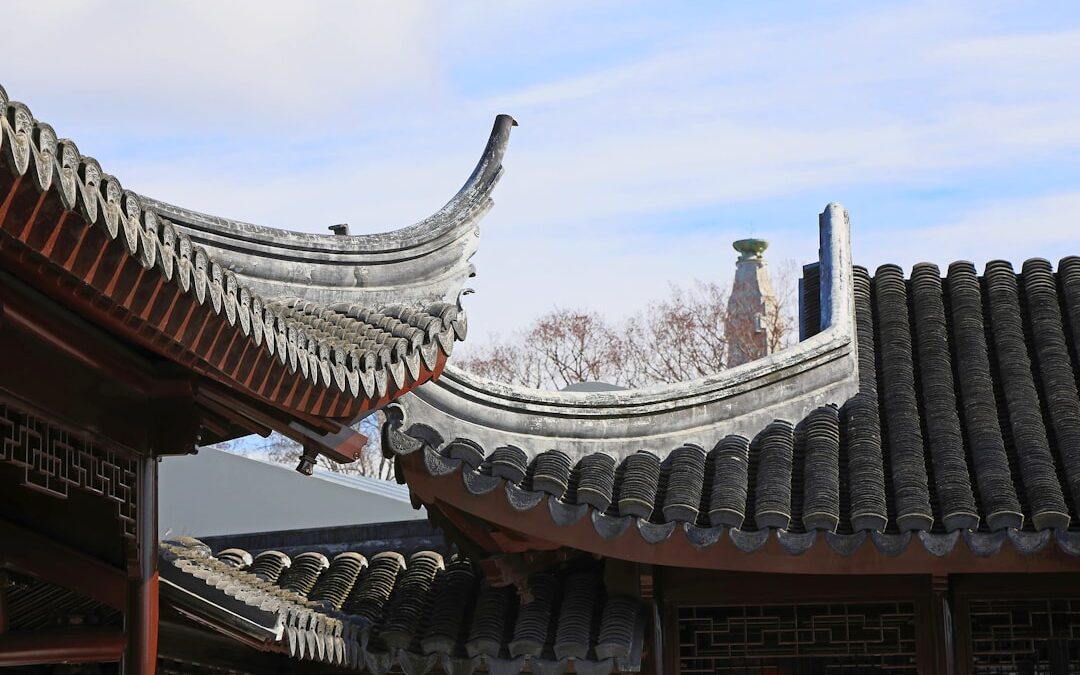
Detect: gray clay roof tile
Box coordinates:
(386, 238, 1080, 559)
(159, 538, 643, 673)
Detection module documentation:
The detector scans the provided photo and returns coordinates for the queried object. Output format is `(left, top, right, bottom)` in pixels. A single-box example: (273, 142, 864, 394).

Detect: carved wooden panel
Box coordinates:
(677, 602, 918, 673)
(0, 403, 137, 537)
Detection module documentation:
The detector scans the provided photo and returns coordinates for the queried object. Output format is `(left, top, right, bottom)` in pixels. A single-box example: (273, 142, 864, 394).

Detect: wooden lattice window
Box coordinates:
(969, 598, 1080, 674)
(0, 402, 138, 537)
(677, 602, 918, 674)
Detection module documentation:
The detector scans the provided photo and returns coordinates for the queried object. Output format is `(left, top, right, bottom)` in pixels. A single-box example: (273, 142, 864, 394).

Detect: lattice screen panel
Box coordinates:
(678, 602, 918, 674)
(0, 402, 138, 537)
(969, 598, 1080, 674)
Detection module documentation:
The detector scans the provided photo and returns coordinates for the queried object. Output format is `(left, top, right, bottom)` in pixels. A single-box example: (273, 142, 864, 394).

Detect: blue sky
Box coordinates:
(5, 1, 1080, 342)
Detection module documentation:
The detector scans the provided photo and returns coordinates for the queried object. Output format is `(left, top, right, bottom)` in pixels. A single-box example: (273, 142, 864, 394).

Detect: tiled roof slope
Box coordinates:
(0, 84, 513, 414)
(160, 538, 644, 674)
(386, 243, 1080, 560)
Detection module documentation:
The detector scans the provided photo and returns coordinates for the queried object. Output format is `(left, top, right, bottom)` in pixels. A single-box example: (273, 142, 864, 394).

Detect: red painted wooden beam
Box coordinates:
(0, 517, 126, 610)
(0, 269, 160, 398)
(0, 629, 124, 666)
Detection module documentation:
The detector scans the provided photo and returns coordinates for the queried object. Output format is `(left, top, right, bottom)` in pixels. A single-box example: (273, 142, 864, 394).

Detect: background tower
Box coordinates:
(724, 238, 779, 367)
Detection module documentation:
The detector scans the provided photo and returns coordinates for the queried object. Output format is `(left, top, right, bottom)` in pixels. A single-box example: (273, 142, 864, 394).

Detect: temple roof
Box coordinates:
(160, 537, 645, 674)
(384, 205, 1080, 567)
(0, 83, 513, 419)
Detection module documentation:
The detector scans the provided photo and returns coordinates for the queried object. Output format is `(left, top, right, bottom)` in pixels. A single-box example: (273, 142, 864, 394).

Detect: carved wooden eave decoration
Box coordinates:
(0, 83, 515, 421)
(386, 204, 1080, 570)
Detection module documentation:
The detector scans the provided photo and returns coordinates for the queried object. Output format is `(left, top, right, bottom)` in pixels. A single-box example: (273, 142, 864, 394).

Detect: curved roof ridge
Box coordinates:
(144, 114, 517, 308)
(387, 203, 859, 459)
(144, 115, 515, 252)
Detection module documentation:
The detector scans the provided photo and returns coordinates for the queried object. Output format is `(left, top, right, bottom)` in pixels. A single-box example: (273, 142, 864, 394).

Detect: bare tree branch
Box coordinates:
(459, 263, 799, 391)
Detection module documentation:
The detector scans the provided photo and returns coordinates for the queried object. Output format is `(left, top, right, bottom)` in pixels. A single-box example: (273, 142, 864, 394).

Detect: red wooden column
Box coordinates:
(123, 456, 158, 675)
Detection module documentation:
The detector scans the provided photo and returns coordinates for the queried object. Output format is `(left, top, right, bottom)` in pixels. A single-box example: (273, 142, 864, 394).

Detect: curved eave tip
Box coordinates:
(496, 113, 519, 127)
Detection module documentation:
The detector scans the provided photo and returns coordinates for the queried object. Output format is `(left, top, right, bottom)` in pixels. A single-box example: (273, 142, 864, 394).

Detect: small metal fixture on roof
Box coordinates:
(328, 224, 350, 236)
(296, 445, 319, 476)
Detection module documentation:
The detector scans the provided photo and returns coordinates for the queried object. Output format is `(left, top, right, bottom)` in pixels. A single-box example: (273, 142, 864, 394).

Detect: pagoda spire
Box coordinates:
(725, 238, 779, 367)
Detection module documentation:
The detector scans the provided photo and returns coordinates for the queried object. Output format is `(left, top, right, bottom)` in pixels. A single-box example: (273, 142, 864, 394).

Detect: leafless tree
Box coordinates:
(465, 309, 631, 389)
(621, 281, 730, 385)
(459, 260, 799, 390)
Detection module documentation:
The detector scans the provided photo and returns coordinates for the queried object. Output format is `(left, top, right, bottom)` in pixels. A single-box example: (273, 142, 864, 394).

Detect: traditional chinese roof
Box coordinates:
(159, 537, 645, 674)
(0, 83, 513, 421)
(384, 204, 1080, 569)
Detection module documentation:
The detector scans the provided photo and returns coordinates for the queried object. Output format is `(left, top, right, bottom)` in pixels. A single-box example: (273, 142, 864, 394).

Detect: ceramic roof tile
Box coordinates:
(160, 538, 644, 673)
(388, 256, 1080, 560)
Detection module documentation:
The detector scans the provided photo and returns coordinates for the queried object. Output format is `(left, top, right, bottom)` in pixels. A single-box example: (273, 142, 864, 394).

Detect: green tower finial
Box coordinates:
(733, 238, 768, 261)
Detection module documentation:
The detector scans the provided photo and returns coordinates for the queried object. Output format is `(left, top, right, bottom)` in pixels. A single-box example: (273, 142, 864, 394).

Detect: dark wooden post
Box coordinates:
(914, 574, 954, 674)
(952, 591, 972, 675)
(638, 565, 664, 675)
(0, 572, 8, 636)
(123, 456, 158, 675)
(930, 574, 955, 675)
(653, 596, 667, 675)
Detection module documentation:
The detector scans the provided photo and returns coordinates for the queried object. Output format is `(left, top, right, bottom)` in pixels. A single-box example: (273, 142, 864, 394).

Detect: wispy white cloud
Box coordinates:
(3, 1, 1080, 339)
(855, 191, 1080, 274)
(3, 1, 443, 136)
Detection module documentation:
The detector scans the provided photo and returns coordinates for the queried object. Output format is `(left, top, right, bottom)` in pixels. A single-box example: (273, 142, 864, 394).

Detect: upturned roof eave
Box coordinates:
(141, 114, 516, 308)
(0, 83, 509, 418)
